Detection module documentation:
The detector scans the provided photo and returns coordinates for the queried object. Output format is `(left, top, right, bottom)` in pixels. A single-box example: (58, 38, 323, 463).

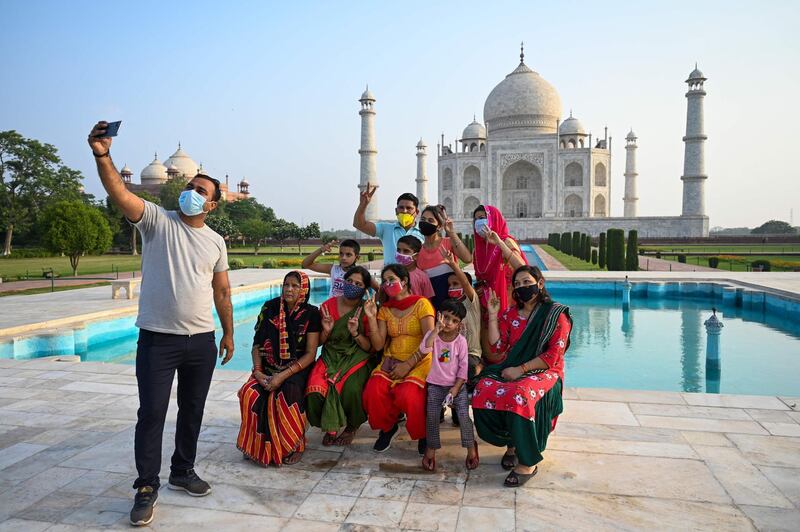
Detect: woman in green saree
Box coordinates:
(306, 266, 375, 446)
(472, 265, 572, 487)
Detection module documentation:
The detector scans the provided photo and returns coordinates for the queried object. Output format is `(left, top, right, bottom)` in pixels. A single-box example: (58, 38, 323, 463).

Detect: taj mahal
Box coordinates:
(357, 45, 710, 238)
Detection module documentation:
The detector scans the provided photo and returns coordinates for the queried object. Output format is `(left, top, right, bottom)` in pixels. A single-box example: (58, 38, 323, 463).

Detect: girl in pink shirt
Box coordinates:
(419, 299, 478, 471)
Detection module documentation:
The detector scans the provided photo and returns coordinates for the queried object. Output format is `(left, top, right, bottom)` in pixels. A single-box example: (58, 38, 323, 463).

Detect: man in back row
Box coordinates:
(353, 184, 423, 264)
(88, 121, 234, 527)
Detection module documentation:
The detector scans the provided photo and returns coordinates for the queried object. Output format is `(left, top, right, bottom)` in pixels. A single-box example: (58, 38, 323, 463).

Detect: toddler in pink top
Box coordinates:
(419, 299, 478, 471)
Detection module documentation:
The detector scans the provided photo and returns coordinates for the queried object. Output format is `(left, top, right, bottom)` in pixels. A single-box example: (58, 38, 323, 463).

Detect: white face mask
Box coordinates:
(178, 189, 207, 216)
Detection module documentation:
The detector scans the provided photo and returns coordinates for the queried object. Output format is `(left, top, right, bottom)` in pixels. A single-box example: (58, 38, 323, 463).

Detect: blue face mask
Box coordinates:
(178, 189, 207, 216)
(342, 282, 366, 301)
(474, 218, 489, 235)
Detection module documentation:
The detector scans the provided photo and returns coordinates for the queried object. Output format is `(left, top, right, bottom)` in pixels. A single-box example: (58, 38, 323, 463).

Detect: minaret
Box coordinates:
(415, 138, 429, 210)
(681, 64, 708, 217)
(623, 129, 638, 217)
(358, 85, 378, 221)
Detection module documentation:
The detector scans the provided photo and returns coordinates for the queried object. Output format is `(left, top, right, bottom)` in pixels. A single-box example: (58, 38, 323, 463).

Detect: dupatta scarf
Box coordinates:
(473, 205, 527, 311)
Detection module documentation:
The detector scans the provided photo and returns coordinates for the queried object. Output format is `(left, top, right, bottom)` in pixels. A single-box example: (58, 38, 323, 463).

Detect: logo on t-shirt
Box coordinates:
(438, 349, 451, 364)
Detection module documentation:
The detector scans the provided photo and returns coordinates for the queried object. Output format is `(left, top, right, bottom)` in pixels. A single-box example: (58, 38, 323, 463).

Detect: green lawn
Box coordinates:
(641, 244, 800, 254)
(0, 282, 110, 297)
(650, 254, 800, 272)
(0, 255, 143, 280)
(0, 244, 386, 281)
(540, 245, 604, 271)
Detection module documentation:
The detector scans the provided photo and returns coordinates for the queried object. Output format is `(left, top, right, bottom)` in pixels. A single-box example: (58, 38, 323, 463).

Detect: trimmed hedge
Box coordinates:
(261, 259, 277, 269)
(572, 231, 581, 257)
(606, 229, 626, 271)
(625, 230, 639, 271)
(229, 258, 246, 270)
(708, 256, 720, 268)
(584, 235, 591, 262)
(591, 249, 598, 264)
(561, 232, 572, 255)
(751, 259, 771, 272)
(678, 254, 687, 263)
(598, 232, 606, 269)
(551, 233, 561, 250)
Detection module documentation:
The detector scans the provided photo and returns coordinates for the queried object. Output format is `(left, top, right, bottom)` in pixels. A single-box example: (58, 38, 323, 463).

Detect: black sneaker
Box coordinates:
(373, 424, 399, 453)
(168, 468, 212, 497)
(417, 437, 427, 455)
(452, 408, 461, 427)
(130, 486, 157, 526)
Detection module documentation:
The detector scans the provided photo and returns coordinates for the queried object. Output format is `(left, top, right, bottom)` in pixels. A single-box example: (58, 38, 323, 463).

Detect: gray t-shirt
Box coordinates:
(133, 201, 228, 335)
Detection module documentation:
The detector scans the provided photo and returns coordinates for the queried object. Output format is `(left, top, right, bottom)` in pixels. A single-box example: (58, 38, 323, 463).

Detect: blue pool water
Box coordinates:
(520, 244, 547, 271)
(4, 279, 800, 395)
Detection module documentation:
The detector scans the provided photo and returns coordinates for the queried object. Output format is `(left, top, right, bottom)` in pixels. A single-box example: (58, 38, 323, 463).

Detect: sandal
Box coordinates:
(284, 451, 303, 465)
(322, 432, 337, 446)
(422, 452, 436, 472)
(503, 466, 538, 488)
(465, 442, 480, 470)
(333, 428, 356, 446)
(501, 449, 517, 471)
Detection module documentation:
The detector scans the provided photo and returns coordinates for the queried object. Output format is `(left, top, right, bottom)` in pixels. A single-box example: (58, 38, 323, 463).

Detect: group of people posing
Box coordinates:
(88, 120, 572, 526)
(236, 185, 573, 488)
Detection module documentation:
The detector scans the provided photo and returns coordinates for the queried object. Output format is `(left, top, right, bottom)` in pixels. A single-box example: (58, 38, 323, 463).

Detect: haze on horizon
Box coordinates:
(1, 0, 798, 231)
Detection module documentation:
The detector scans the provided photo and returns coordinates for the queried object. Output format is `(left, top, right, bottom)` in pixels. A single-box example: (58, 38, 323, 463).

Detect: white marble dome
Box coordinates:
(559, 114, 586, 136)
(360, 87, 375, 101)
(462, 119, 486, 139)
(163, 145, 199, 179)
(483, 61, 562, 137)
(140, 154, 167, 184)
(626, 129, 637, 140)
(688, 65, 705, 80)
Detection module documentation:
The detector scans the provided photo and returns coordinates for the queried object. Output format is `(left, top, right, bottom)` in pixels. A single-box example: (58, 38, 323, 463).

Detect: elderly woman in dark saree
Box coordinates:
(472, 265, 572, 487)
(306, 266, 375, 446)
(237, 270, 321, 466)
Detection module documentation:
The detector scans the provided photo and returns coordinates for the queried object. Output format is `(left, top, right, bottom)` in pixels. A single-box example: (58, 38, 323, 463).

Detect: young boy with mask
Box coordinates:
(396, 235, 434, 299)
(302, 239, 365, 298)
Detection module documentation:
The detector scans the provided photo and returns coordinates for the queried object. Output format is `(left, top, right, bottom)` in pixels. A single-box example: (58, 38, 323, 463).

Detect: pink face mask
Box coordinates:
(383, 280, 403, 298)
(394, 253, 414, 266)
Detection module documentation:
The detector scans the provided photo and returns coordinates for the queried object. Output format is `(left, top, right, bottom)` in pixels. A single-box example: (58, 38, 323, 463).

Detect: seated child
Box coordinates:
(396, 235, 435, 299)
(420, 298, 478, 471)
(302, 238, 362, 297)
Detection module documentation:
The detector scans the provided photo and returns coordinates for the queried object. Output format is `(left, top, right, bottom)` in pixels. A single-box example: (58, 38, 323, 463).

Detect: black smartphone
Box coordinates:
(97, 121, 122, 138)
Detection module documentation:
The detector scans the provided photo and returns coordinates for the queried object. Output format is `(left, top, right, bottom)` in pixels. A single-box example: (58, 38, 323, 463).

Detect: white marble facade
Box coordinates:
(432, 47, 709, 238)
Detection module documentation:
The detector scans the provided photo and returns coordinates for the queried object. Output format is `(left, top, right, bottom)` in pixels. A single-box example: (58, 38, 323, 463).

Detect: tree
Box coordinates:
(583, 234, 591, 263)
(159, 176, 188, 211)
(206, 212, 237, 246)
(39, 200, 112, 275)
(606, 229, 626, 271)
(0, 130, 82, 255)
(300, 222, 321, 253)
(751, 220, 797, 235)
(239, 218, 271, 254)
(626, 229, 639, 271)
(598, 232, 607, 269)
(571, 231, 581, 257)
(271, 219, 295, 251)
(561, 231, 572, 255)
(226, 197, 275, 226)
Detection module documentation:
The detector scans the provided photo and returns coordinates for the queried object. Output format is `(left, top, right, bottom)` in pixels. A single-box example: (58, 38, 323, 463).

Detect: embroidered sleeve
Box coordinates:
(537, 313, 571, 368)
(416, 297, 435, 320)
(377, 306, 389, 323)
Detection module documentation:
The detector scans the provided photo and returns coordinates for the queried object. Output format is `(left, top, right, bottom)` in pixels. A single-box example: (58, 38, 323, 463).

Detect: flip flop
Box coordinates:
(501, 450, 517, 470)
(322, 432, 337, 446)
(333, 429, 356, 446)
(422, 455, 436, 472)
(466, 442, 480, 470)
(503, 466, 538, 488)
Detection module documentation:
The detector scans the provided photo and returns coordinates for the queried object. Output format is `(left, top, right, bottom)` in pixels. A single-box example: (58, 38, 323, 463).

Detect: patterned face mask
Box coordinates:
(342, 282, 366, 301)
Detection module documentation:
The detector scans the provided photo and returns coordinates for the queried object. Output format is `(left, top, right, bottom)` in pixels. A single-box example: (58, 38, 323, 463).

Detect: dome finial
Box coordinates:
(520, 41, 525, 63)
(178, 141, 181, 150)
(569, 109, 573, 118)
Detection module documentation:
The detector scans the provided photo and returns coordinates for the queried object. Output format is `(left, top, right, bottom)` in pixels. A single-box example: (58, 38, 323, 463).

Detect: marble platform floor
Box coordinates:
(0, 357, 798, 531)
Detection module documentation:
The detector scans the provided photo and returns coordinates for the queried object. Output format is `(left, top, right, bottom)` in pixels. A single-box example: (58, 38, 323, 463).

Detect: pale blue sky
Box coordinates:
(2, 1, 799, 229)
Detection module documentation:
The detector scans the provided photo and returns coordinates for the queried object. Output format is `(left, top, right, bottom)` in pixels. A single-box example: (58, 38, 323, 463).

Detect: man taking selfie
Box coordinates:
(353, 185, 423, 264)
(88, 121, 234, 527)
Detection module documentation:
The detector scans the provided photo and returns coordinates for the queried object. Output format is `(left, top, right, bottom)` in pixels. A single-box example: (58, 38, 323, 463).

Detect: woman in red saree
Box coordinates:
(237, 271, 321, 466)
(472, 265, 572, 487)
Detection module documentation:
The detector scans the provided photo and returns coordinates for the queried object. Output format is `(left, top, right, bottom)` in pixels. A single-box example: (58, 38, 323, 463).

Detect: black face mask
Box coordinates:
(418, 221, 439, 236)
(513, 284, 540, 303)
